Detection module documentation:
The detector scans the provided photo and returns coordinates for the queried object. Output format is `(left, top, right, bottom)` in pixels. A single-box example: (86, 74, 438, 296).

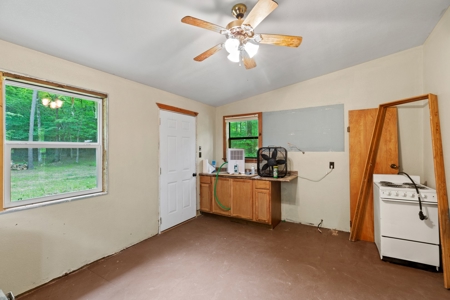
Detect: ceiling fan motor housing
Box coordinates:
(257, 146, 288, 178)
(232, 3, 247, 19)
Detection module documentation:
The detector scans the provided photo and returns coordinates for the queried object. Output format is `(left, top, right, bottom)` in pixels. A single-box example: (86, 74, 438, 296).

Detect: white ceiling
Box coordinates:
(0, 0, 449, 107)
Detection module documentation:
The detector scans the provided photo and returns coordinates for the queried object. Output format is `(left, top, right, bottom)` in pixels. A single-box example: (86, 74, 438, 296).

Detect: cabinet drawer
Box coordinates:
(200, 176, 211, 184)
(254, 180, 270, 190)
(380, 236, 440, 267)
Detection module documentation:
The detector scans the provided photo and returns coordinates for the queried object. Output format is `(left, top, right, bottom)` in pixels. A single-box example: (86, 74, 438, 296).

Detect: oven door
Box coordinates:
(380, 198, 439, 245)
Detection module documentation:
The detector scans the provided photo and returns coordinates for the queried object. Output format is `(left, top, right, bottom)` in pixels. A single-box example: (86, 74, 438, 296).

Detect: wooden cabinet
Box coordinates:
(199, 175, 282, 228)
(254, 188, 271, 223)
(200, 176, 212, 212)
(253, 180, 281, 226)
(212, 177, 231, 216)
(231, 179, 253, 220)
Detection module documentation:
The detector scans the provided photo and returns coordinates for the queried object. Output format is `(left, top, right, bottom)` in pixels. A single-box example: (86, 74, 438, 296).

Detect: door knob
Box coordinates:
(192, 173, 197, 177)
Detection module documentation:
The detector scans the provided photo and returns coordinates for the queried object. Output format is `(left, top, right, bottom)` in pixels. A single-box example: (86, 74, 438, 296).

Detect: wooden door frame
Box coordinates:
(349, 94, 450, 289)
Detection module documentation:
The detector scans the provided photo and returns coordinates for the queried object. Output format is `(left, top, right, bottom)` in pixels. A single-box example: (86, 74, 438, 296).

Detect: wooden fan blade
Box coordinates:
(243, 0, 278, 30)
(242, 51, 257, 69)
(259, 34, 303, 47)
(194, 44, 223, 62)
(181, 16, 227, 34)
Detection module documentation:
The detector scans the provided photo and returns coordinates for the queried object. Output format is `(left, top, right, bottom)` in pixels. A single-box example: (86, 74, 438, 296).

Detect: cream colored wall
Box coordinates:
(216, 47, 424, 231)
(424, 7, 450, 196)
(0, 39, 216, 294)
(397, 103, 425, 178)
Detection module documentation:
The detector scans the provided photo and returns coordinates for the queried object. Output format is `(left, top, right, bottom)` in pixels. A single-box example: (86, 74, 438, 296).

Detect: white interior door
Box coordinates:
(159, 110, 196, 231)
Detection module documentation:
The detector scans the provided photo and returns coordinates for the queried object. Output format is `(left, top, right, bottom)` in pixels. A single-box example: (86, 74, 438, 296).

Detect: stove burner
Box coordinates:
(386, 184, 404, 188)
(378, 181, 428, 189)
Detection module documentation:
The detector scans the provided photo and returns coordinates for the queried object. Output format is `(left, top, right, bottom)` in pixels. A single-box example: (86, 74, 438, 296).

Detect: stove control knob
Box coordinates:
(387, 191, 391, 196)
(403, 192, 407, 197)
(395, 192, 399, 197)
(411, 193, 416, 198)
(422, 194, 427, 199)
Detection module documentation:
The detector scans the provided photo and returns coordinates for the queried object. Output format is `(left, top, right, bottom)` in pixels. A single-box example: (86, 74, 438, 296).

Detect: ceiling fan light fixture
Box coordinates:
(224, 38, 240, 54)
(42, 98, 50, 106)
(227, 51, 240, 63)
(244, 41, 259, 58)
(55, 99, 63, 108)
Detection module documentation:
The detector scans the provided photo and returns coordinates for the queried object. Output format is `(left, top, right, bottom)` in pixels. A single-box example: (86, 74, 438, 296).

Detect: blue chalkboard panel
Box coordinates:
(262, 104, 344, 152)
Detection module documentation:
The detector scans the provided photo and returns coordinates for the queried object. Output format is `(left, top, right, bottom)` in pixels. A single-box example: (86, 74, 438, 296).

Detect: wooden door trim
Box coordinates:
(349, 94, 450, 289)
(156, 103, 198, 117)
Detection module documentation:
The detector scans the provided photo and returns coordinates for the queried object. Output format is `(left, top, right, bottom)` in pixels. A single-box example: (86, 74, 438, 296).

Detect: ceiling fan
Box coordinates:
(181, 0, 302, 70)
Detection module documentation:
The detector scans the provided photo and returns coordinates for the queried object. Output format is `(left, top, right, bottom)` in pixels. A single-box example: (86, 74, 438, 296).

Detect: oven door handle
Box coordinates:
(381, 198, 437, 205)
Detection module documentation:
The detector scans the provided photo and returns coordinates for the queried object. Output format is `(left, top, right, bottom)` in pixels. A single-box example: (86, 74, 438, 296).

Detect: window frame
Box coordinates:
(223, 112, 262, 163)
(0, 72, 108, 211)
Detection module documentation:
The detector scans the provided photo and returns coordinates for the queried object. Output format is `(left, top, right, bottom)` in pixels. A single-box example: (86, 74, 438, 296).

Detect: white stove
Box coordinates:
(373, 174, 440, 269)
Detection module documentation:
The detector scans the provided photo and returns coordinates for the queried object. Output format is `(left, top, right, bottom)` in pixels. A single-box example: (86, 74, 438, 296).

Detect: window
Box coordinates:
(223, 113, 262, 162)
(1, 73, 107, 209)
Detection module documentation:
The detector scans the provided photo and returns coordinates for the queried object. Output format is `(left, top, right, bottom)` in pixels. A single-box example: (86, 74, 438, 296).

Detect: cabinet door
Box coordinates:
(231, 179, 253, 220)
(212, 177, 231, 216)
(199, 176, 212, 212)
(254, 189, 271, 224)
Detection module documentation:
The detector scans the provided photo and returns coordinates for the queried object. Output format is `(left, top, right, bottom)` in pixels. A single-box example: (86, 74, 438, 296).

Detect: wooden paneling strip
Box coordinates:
(350, 93, 450, 289)
(428, 95, 450, 288)
(156, 103, 198, 117)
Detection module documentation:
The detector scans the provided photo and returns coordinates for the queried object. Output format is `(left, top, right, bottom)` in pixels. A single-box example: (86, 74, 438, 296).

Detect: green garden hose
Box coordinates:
(214, 161, 231, 211)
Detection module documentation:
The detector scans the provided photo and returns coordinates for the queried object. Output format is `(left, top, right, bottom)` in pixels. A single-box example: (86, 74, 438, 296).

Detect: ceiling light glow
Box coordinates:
(225, 38, 240, 54)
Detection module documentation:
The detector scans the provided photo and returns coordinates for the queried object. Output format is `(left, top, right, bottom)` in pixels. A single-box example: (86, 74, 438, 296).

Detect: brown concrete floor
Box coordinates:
(19, 215, 448, 300)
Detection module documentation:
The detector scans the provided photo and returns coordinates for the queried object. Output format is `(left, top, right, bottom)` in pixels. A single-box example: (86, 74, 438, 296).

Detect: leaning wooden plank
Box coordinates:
(349, 106, 387, 241)
(429, 95, 450, 289)
(380, 94, 431, 106)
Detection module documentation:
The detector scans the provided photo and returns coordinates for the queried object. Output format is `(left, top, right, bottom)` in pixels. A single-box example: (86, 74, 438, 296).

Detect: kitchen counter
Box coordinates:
(199, 171, 298, 182)
(199, 171, 297, 228)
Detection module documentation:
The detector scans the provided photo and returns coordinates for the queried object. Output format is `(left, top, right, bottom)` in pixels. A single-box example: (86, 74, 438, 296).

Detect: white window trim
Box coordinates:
(2, 76, 107, 209)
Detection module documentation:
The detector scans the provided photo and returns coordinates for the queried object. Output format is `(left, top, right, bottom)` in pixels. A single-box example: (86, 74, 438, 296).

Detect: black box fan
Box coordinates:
(257, 147, 288, 178)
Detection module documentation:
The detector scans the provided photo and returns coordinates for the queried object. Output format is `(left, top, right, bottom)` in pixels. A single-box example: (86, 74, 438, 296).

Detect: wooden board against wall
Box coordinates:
(349, 107, 398, 242)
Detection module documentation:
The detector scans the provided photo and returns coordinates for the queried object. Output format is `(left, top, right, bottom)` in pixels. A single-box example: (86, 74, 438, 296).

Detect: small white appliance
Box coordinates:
(227, 148, 245, 174)
(373, 174, 440, 270)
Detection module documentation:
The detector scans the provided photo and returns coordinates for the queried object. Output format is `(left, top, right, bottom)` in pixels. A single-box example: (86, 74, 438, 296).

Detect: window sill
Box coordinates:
(0, 191, 107, 215)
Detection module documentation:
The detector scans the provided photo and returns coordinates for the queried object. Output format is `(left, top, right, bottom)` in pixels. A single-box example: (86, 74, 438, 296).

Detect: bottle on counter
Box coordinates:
(251, 166, 255, 175)
(273, 166, 278, 178)
(234, 164, 238, 174)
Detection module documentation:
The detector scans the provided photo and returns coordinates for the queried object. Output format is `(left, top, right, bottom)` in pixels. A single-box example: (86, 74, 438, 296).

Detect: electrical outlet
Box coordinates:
(329, 162, 334, 169)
